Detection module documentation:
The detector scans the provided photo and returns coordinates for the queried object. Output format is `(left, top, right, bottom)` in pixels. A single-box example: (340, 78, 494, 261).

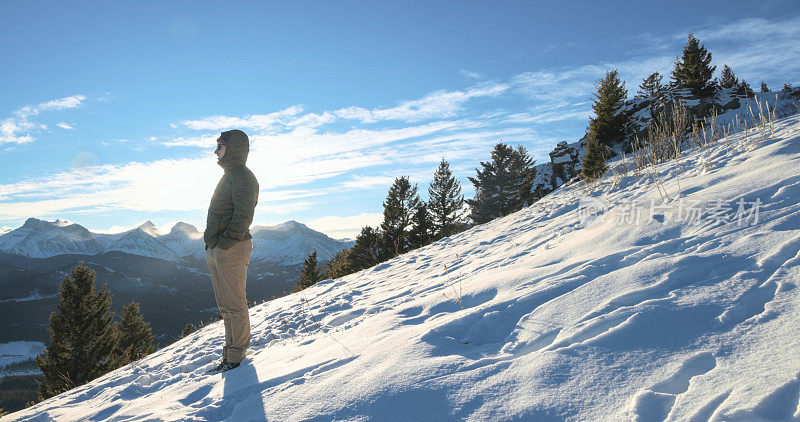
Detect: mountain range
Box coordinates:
(0, 218, 353, 266)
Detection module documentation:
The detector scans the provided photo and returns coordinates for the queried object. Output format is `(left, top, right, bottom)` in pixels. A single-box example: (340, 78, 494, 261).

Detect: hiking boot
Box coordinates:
(207, 358, 228, 373)
(220, 360, 241, 373)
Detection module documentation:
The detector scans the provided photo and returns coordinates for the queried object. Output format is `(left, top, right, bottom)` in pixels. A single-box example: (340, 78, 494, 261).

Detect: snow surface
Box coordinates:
(6, 115, 800, 421)
(0, 290, 58, 304)
(0, 341, 45, 377)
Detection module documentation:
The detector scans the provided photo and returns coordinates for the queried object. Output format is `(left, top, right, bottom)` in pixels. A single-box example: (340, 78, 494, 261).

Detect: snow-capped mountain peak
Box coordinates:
(250, 220, 353, 264)
(0, 218, 100, 258)
(136, 221, 160, 237)
(104, 229, 176, 261)
(169, 222, 199, 235)
(251, 220, 305, 233)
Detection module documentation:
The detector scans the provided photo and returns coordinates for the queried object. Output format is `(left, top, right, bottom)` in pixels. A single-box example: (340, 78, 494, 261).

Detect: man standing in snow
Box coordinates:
(204, 129, 259, 373)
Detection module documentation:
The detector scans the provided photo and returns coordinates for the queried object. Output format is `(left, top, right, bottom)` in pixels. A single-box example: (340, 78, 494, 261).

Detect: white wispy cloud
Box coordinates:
(510, 57, 674, 106)
(16, 95, 86, 118)
(0, 158, 220, 219)
(338, 175, 409, 190)
(334, 84, 509, 123)
(511, 15, 800, 105)
(504, 109, 591, 125)
(691, 15, 800, 43)
(0, 120, 34, 144)
(460, 69, 482, 80)
(91, 224, 140, 234)
(253, 201, 316, 216)
(693, 15, 800, 85)
(180, 106, 336, 132)
(1, 95, 86, 144)
(57, 122, 75, 130)
(158, 134, 219, 147)
(248, 120, 477, 159)
(180, 105, 301, 130)
(0, 115, 536, 223)
(306, 213, 383, 240)
(0, 74, 569, 224)
(180, 82, 511, 131)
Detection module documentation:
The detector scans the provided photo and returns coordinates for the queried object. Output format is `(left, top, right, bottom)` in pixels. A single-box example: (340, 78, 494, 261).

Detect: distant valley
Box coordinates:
(0, 218, 353, 351)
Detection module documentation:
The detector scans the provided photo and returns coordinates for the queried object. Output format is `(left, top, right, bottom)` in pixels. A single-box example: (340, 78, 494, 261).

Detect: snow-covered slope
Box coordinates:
(8, 115, 800, 421)
(531, 88, 800, 199)
(0, 341, 45, 378)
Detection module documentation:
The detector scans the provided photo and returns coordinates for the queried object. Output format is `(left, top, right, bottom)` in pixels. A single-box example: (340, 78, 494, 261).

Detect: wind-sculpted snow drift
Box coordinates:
(7, 115, 800, 421)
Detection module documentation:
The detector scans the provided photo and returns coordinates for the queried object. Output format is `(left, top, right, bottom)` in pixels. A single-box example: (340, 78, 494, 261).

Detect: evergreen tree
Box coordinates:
(349, 226, 382, 271)
(380, 177, 422, 257)
(671, 33, 717, 99)
(510, 145, 537, 207)
(637, 72, 670, 120)
(636, 72, 667, 100)
(35, 264, 121, 400)
(467, 143, 536, 225)
(760, 81, 769, 92)
(294, 250, 322, 292)
(581, 136, 608, 181)
(324, 248, 353, 280)
(719, 64, 739, 89)
(181, 323, 197, 338)
(427, 159, 466, 240)
(588, 69, 629, 149)
(408, 203, 434, 249)
(115, 301, 155, 364)
(736, 80, 754, 98)
(783, 83, 794, 92)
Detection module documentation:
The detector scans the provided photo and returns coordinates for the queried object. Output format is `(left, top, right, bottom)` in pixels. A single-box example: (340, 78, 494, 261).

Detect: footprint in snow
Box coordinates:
(629, 352, 717, 422)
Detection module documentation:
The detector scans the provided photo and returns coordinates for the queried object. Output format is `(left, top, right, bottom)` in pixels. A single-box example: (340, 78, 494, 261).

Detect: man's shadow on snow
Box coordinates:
(222, 358, 267, 421)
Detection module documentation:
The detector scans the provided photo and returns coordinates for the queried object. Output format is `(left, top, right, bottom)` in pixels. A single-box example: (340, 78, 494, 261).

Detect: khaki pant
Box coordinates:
(206, 238, 253, 363)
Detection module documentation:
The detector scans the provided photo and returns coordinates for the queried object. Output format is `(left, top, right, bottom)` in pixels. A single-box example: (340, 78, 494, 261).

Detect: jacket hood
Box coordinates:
(218, 129, 249, 170)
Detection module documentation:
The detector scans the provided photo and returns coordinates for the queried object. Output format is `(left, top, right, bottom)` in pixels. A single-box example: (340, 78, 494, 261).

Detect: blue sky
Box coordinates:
(1, 1, 799, 239)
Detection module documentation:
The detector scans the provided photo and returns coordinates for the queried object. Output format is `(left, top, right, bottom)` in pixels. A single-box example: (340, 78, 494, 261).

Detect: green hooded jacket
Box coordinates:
(204, 129, 259, 250)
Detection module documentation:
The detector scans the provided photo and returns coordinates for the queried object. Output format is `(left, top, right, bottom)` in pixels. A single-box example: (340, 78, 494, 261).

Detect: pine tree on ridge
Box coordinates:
(349, 226, 382, 271)
(719, 64, 739, 89)
(115, 301, 156, 364)
(380, 176, 422, 258)
(294, 250, 322, 292)
(467, 143, 536, 225)
(581, 136, 608, 181)
(671, 33, 717, 99)
(588, 69, 629, 149)
(428, 159, 467, 240)
(408, 202, 434, 249)
(35, 264, 122, 401)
